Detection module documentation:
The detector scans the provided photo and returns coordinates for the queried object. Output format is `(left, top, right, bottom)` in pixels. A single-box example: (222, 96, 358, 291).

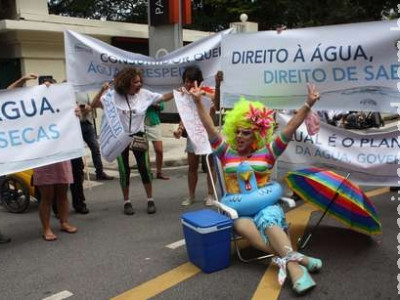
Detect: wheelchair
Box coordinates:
(0, 170, 40, 213)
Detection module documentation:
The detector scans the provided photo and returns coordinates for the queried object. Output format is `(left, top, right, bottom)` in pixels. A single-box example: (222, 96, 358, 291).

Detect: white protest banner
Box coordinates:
(99, 90, 133, 162)
(0, 84, 85, 176)
(64, 29, 232, 93)
(221, 20, 399, 113)
(276, 113, 399, 186)
(173, 90, 212, 155)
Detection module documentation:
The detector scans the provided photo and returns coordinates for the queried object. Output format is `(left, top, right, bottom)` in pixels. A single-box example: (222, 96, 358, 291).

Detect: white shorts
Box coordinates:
(145, 124, 162, 142)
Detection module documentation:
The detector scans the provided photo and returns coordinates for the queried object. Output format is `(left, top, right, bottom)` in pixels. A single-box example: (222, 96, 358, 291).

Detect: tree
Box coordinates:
(48, 0, 147, 23)
(47, 0, 399, 31)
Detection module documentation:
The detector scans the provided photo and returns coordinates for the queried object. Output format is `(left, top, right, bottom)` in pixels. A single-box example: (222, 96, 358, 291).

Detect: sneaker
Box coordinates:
(181, 197, 194, 206)
(147, 201, 156, 214)
(96, 172, 114, 181)
(123, 203, 135, 215)
(204, 195, 215, 207)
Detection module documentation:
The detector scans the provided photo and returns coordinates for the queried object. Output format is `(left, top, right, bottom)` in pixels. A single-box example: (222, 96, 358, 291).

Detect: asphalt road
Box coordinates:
(0, 166, 398, 300)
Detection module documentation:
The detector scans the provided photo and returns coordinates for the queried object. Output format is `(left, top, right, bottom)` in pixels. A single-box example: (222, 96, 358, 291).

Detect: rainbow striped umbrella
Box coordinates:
(285, 167, 381, 237)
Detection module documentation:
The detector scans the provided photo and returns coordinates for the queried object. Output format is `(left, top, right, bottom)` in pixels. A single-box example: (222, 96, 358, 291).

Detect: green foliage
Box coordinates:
(47, 0, 399, 31)
(47, 0, 147, 23)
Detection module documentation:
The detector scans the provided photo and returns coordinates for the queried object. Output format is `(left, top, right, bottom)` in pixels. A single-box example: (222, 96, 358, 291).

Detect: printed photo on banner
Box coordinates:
(0, 84, 85, 176)
(173, 90, 212, 155)
(221, 20, 399, 113)
(276, 113, 400, 185)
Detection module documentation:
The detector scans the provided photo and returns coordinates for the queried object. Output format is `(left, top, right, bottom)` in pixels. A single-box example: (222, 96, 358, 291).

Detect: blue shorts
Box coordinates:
(241, 204, 288, 245)
(185, 137, 195, 153)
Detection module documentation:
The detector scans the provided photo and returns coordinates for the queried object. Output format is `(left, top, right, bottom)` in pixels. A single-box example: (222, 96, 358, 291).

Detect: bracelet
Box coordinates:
(304, 102, 311, 109)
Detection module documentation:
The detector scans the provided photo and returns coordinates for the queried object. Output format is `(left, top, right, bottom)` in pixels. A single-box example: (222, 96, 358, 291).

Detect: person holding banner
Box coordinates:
(189, 81, 322, 294)
(174, 66, 222, 207)
(32, 78, 78, 241)
(92, 67, 173, 215)
(0, 73, 39, 243)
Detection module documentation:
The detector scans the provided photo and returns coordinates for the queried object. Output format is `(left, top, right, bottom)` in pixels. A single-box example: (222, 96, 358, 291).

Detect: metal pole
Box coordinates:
(177, 0, 183, 47)
(298, 172, 351, 249)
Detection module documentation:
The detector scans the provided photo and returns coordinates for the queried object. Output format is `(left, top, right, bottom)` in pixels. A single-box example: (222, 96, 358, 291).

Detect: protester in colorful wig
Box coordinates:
(190, 81, 322, 294)
(92, 67, 173, 215)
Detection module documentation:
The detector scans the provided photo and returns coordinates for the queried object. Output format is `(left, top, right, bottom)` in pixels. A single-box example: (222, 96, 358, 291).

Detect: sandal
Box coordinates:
(306, 256, 322, 273)
(60, 223, 78, 234)
(292, 266, 316, 294)
(42, 233, 57, 241)
(156, 173, 170, 180)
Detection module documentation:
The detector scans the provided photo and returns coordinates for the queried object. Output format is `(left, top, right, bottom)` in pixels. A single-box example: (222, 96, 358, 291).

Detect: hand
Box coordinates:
(188, 80, 204, 103)
(173, 130, 182, 139)
(102, 81, 111, 91)
(215, 71, 223, 87)
(276, 25, 287, 34)
(306, 83, 320, 107)
(23, 74, 38, 81)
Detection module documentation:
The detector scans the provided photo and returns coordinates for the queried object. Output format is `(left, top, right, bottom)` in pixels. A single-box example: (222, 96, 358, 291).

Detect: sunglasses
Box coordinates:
(236, 129, 253, 137)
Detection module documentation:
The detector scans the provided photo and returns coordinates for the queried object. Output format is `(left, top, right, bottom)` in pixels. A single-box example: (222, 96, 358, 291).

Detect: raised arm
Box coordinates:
(7, 73, 38, 89)
(189, 81, 220, 141)
(213, 71, 223, 111)
(281, 83, 320, 139)
(91, 82, 110, 109)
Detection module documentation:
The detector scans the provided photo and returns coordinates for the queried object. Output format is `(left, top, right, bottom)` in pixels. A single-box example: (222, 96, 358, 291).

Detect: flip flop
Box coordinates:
(42, 234, 57, 241)
(61, 226, 78, 234)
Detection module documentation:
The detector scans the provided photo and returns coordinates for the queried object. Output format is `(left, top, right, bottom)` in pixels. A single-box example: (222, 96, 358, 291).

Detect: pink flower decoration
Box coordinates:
(246, 104, 274, 137)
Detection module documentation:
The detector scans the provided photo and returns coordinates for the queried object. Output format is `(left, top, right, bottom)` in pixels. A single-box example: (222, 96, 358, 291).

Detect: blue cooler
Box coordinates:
(181, 209, 232, 273)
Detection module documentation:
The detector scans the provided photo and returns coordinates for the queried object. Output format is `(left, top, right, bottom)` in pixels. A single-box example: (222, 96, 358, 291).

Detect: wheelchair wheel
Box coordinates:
(0, 176, 30, 213)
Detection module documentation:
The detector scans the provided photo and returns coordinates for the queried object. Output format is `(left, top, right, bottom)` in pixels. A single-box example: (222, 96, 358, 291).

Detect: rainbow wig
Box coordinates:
(222, 98, 275, 151)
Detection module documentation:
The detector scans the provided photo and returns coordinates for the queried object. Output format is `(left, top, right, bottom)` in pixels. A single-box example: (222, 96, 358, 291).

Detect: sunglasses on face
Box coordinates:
(236, 129, 253, 137)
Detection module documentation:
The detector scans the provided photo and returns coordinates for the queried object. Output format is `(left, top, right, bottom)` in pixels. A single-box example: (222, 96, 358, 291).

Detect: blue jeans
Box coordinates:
(80, 121, 103, 175)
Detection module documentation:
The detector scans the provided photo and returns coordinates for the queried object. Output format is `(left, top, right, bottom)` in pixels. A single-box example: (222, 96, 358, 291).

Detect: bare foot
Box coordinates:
(60, 222, 78, 234)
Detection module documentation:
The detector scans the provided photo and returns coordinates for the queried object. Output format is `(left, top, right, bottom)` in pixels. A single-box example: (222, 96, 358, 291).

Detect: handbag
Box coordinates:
(130, 134, 148, 152)
(124, 95, 149, 152)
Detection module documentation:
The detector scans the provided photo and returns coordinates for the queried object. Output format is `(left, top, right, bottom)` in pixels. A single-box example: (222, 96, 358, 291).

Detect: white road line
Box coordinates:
(166, 239, 186, 249)
(42, 290, 73, 300)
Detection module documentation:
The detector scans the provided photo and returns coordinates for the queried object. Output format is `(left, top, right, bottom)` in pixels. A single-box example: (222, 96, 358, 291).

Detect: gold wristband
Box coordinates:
(304, 102, 311, 109)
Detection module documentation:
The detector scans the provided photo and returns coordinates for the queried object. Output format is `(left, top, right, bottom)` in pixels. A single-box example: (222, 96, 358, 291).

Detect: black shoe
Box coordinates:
(75, 206, 90, 214)
(147, 201, 156, 214)
(124, 203, 135, 215)
(292, 193, 302, 201)
(390, 186, 400, 192)
(96, 172, 114, 180)
(0, 233, 11, 244)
